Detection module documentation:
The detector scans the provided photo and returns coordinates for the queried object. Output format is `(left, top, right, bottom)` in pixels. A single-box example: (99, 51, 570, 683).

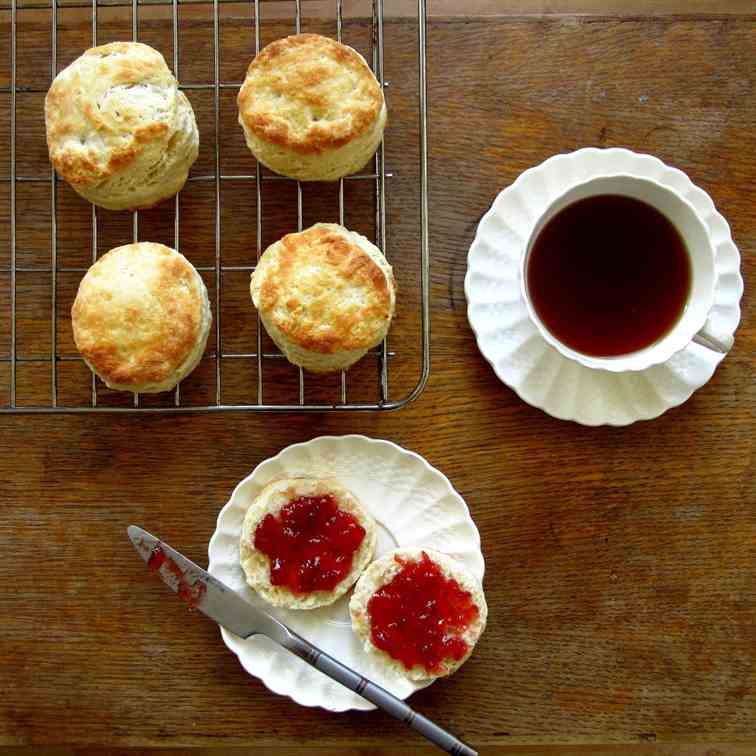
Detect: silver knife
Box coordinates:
(128, 526, 477, 756)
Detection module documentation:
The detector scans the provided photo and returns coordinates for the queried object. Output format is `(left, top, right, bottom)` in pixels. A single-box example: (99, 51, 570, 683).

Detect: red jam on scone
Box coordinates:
(366, 551, 480, 674)
(254, 493, 366, 594)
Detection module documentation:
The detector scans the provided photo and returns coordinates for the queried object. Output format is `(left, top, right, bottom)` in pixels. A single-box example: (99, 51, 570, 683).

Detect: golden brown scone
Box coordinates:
(237, 33, 386, 181)
(240, 477, 377, 610)
(45, 42, 198, 210)
(250, 223, 396, 373)
(72, 242, 211, 393)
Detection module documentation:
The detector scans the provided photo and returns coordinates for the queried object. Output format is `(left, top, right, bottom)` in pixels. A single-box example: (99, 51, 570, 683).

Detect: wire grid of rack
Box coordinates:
(1, 0, 429, 412)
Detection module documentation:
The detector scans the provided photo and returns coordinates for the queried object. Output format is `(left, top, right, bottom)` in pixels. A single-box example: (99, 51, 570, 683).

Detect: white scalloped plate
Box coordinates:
(465, 147, 743, 426)
(207, 435, 484, 712)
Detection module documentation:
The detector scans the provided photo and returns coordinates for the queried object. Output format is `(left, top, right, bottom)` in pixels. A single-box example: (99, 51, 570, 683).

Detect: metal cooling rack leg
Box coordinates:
(88, 0, 98, 407)
(131, 0, 140, 407)
(90, 204, 98, 406)
(295, 0, 304, 407)
(172, 0, 181, 406)
(336, 0, 346, 405)
(297, 177, 304, 407)
(212, 0, 221, 405)
(9, 0, 16, 407)
(49, 0, 59, 406)
(372, 0, 388, 404)
(90, 208, 97, 406)
(254, 0, 263, 405)
(417, 0, 431, 399)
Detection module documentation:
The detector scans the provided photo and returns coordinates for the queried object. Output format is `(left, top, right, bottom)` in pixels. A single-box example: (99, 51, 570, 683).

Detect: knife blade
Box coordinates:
(128, 525, 477, 756)
(127, 525, 288, 643)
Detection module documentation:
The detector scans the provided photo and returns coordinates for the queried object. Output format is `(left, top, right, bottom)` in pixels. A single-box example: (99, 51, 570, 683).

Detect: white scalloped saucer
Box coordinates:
(207, 435, 484, 712)
(465, 148, 743, 426)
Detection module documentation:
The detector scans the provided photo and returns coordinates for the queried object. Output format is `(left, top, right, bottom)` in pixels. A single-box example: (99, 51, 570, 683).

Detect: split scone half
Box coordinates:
(240, 477, 376, 610)
(349, 548, 487, 680)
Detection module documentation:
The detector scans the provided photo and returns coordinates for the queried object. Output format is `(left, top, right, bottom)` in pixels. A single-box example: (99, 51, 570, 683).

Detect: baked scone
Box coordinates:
(349, 548, 487, 681)
(240, 478, 376, 610)
(45, 42, 198, 210)
(250, 223, 396, 373)
(237, 33, 386, 181)
(71, 242, 211, 393)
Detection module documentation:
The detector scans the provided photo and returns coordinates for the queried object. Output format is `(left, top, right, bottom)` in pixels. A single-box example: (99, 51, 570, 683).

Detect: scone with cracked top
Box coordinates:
(45, 41, 198, 210)
(250, 223, 396, 373)
(71, 242, 211, 393)
(237, 33, 386, 181)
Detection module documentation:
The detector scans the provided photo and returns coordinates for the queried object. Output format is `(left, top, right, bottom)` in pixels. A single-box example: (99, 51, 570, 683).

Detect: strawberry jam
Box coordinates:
(254, 494, 366, 595)
(367, 552, 479, 674)
(146, 544, 206, 609)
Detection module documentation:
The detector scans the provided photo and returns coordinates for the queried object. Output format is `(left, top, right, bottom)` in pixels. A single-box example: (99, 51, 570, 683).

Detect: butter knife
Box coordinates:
(127, 526, 477, 756)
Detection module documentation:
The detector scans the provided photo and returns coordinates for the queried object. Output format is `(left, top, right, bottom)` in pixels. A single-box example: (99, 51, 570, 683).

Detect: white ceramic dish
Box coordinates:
(207, 434, 484, 712)
(465, 147, 743, 426)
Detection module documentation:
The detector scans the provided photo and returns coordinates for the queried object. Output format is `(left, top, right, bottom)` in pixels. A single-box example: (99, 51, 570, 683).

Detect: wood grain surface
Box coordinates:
(0, 3, 755, 754)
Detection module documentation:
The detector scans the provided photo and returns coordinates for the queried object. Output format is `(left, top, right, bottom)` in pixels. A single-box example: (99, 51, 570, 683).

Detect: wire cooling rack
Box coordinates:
(0, 0, 429, 412)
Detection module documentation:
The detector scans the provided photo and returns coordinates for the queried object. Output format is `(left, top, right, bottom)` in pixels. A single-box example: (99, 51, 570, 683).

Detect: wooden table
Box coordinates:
(0, 1, 754, 754)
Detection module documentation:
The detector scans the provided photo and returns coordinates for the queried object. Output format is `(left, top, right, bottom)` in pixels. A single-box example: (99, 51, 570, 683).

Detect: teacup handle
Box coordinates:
(693, 327, 733, 354)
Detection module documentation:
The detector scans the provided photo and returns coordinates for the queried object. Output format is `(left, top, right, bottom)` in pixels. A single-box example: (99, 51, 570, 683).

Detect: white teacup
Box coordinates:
(519, 174, 720, 372)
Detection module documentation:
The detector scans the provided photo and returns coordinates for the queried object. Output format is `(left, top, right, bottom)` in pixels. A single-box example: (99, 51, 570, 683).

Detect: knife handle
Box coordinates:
(284, 631, 477, 756)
